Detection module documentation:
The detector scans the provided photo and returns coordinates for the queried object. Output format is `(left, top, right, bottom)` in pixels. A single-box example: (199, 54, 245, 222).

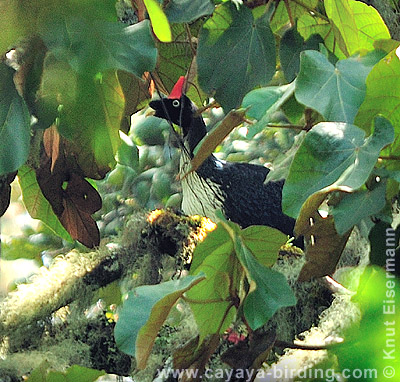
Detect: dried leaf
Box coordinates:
(36, 127, 102, 247)
(60, 195, 100, 248)
(64, 173, 102, 214)
(187, 108, 247, 176)
(295, 187, 352, 281)
(179, 334, 220, 382)
(43, 125, 60, 172)
(117, 71, 152, 132)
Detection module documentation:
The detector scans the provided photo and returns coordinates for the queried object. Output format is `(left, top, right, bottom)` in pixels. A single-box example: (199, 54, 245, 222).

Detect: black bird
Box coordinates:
(149, 77, 300, 246)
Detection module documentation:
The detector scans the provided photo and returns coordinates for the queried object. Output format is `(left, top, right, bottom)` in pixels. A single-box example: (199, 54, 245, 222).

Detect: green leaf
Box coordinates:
(324, 0, 360, 57)
(116, 131, 139, 169)
(331, 182, 387, 235)
(295, 50, 378, 123)
(114, 274, 204, 369)
(355, 47, 400, 129)
(279, 27, 323, 82)
(368, 222, 400, 271)
(190, 223, 232, 273)
(58, 71, 124, 168)
(197, 2, 276, 111)
(270, 0, 319, 33)
(235, 239, 296, 330)
(165, 0, 214, 23)
(348, 0, 390, 52)
(187, 250, 237, 341)
(18, 166, 72, 242)
(0, 63, 31, 175)
(355, 47, 400, 162)
(41, 17, 157, 77)
(325, 0, 390, 57)
(243, 85, 292, 121)
(27, 363, 105, 382)
(331, 267, 400, 378)
(241, 225, 286, 267)
(143, 0, 172, 42)
(242, 82, 295, 138)
(283, 117, 394, 218)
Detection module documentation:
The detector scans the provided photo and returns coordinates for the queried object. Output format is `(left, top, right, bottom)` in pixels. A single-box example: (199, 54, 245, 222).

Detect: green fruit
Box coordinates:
(134, 180, 151, 205)
(165, 193, 182, 209)
(107, 165, 126, 187)
(130, 114, 169, 146)
(151, 171, 172, 201)
(116, 131, 139, 169)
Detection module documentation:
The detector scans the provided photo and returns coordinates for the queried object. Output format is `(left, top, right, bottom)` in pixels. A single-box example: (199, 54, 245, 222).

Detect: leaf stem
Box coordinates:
(274, 340, 329, 350)
(379, 155, 400, 161)
(267, 123, 309, 130)
(183, 296, 231, 304)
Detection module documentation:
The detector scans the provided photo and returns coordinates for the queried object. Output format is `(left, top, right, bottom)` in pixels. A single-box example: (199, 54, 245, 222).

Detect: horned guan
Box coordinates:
(149, 77, 300, 246)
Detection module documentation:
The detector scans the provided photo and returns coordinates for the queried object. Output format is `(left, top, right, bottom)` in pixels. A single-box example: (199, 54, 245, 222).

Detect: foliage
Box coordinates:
(27, 363, 105, 382)
(1, 0, 400, 380)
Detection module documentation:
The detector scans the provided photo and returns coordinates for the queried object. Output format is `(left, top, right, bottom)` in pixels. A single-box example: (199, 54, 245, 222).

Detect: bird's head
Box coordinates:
(149, 76, 199, 138)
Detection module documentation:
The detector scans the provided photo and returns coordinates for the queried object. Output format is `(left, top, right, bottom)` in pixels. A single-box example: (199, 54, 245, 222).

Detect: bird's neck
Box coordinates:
(184, 116, 208, 155)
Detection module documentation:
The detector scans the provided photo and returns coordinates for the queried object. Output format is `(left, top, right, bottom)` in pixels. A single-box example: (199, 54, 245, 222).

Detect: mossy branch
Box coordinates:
(0, 210, 202, 339)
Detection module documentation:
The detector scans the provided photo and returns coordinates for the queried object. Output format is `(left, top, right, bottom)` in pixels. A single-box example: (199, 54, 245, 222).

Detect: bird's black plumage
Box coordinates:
(149, 85, 300, 246)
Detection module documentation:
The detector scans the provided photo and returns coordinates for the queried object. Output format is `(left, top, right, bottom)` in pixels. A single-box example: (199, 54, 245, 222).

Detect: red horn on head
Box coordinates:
(168, 76, 186, 99)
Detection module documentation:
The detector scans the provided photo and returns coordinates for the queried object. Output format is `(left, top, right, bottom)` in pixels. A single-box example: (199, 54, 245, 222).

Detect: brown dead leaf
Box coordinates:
(174, 334, 220, 382)
(60, 191, 100, 248)
(117, 71, 153, 133)
(43, 125, 60, 172)
(295, 186, 352, 282)
(36, 127, 102, 247)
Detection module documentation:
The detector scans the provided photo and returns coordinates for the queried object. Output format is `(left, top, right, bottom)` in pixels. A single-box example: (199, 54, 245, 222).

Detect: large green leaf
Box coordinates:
(355, 47, 400, 163)
(270, 0, 319, 33)
(331, 181, 386, 235)
(325, 0, 390, 57)
(324, 0, 360, 57)
(165, 0, 214, 23)
(18, 165, 72, 242)
(241, 225, 286, 267)
(57, 71, 124, 168)
(197, 2, 276, 111)
(298, 0, 389, 59)
(242, 82, 295, 138)
(279, 27, 323, 83)
(0, 63, 31, 175)
(348, 0, 390, 51)
(235, 238, 296, 330)
(331, 267, 400, 379)
(295, 50, 382, 123)
(40, 17, 157, 76)
(283, 117, 394, 218)
(114, 274, 204, 368)
(187, 250, 237, 342)
(144, 0, 171, 42)
(190, 222, 232, 273)
(297, 12, 345, 59)
(28, 363, 105, 382)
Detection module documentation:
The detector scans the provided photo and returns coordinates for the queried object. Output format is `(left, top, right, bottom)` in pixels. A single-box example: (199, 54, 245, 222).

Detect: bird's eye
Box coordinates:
(172, 99, 180, 108)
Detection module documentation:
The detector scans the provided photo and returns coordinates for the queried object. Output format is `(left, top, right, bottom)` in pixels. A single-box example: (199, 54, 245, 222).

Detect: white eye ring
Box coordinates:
(172, 99, 180, 107)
